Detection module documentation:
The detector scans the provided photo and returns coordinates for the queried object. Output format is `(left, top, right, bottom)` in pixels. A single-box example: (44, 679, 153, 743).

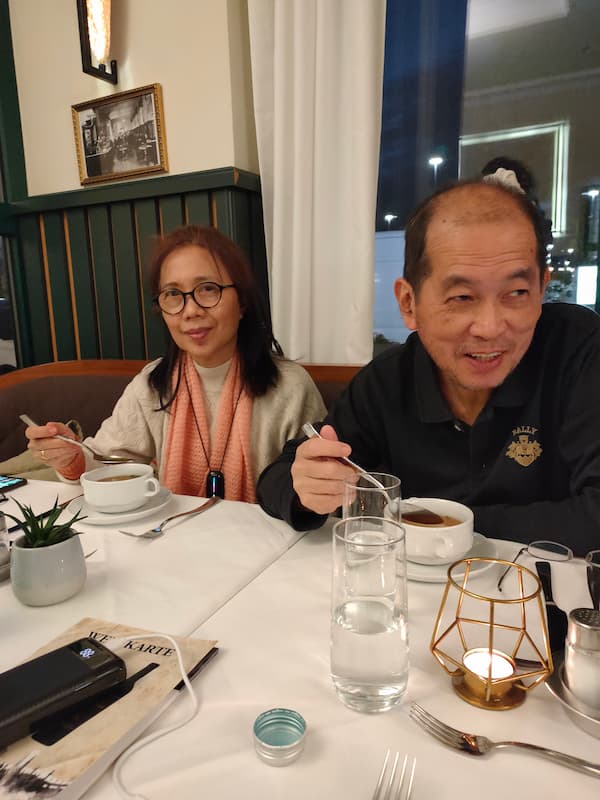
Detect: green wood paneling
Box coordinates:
(135, 198, 163, 359)
(159, 195, 184, 233)
(212, 189, 234, 239)
(184, 191, 210, 226)
(214, 188, 269, 303)
(0, 0, 26, 202)
(42, 211, 77, 360)
(13, 168, 260, 214)
(0, 202, 15, 234)
(6, 239, 29, 364)
(0, 0, 27, 365)
(111, 202, 146, 359)
(6, 168, 266, 367)
(65, 208, 99, 358)
(228, 189, 253, 258)
(88, 206, 121, 358)
(17, 215, 53, 363)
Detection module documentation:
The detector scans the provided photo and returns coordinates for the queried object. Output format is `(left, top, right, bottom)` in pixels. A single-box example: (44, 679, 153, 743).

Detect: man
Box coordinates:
(257, 181, 600, 554)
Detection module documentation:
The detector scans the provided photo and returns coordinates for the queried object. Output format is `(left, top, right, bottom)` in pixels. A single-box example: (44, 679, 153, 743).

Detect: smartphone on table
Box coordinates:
(0, 637, 127, 747)
(0, 474, 28, 494)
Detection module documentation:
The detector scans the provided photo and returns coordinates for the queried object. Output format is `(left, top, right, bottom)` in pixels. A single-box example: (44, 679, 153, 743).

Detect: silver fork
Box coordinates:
(372, 750, 416, 800)
(409, 702, 600, 778)
(19, 414, 134, 464)
(118, 497, 220, 539)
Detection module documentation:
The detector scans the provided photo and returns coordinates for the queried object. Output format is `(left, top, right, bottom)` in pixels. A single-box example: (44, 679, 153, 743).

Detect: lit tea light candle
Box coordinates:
(463, 648, 515, 680)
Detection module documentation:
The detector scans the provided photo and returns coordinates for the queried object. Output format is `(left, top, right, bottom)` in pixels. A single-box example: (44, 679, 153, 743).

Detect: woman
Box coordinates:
(24, 225, 325, 502)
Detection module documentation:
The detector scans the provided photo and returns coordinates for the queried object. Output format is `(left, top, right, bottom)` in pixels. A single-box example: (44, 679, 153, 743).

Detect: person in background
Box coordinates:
(257, 180, 600, 554)
(24, 225, 325, 503)
(481, 156, 553, 248)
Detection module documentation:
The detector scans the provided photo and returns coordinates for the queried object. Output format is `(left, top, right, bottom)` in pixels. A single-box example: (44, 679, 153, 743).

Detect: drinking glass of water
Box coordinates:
(342, 473, 401, 522)
(330, 515, 409, 713)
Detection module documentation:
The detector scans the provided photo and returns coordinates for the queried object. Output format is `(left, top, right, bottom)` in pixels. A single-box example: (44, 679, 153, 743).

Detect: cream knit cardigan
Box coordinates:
(67, 358, 326, 488)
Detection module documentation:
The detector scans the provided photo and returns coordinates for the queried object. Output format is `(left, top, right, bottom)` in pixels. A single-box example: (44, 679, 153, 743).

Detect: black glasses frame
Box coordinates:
(497, 540, 600, 593)
(497, 539, 574, 592)
(153, 282, 235, 315)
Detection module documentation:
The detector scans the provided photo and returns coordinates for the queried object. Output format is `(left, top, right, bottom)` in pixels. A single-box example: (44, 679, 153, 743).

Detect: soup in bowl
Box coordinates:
(403, 497, 474, 565)
(81, 464, 160, 513)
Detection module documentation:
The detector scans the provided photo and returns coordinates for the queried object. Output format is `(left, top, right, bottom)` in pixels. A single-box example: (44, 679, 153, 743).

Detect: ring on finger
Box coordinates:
(40, 449, 48, 461)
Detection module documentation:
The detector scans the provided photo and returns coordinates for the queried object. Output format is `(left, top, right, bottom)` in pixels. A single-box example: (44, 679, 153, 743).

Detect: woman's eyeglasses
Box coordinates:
(154, 281, 235, 315)
(497, 540, 600, 592)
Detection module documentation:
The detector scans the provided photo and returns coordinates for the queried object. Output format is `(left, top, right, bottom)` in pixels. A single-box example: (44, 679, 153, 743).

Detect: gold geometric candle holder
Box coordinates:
(430, 557, 553, 710)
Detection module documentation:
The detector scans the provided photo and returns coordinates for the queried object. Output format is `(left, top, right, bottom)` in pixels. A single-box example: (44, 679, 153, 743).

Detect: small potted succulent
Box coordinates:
(5, 498, 87, 606)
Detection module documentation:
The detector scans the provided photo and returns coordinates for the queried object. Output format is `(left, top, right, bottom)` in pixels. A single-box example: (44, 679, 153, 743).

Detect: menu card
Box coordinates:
(0, 617, 217, 799)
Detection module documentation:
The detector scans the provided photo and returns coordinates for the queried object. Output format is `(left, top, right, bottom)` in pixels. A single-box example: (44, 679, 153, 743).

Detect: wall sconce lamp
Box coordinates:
(77, 0, 118, 84)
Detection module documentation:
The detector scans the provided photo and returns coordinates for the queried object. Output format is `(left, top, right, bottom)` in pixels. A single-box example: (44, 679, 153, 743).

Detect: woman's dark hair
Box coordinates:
(147, 225, 283, 408)
(481, 156, 535, 197)
(403, 179, 548, 295)
(481, 156, 553, 248)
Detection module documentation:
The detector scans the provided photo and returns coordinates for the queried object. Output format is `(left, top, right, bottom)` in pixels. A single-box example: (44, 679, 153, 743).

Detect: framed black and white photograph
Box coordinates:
(72, 83, 168, 185)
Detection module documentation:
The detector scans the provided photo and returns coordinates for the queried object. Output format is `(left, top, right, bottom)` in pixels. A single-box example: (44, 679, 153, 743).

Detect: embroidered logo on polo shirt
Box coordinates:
(506, 426, 542, 467)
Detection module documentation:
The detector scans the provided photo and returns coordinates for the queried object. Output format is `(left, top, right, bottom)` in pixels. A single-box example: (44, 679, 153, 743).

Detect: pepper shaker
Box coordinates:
(564, 608, 600, 710)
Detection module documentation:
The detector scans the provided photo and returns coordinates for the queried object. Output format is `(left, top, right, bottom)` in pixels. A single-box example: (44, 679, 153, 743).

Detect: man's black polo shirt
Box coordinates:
(257, 303, 600, 554)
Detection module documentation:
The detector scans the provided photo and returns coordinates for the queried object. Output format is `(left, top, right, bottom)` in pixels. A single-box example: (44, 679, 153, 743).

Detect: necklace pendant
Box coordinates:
(206, 469, 225, 499)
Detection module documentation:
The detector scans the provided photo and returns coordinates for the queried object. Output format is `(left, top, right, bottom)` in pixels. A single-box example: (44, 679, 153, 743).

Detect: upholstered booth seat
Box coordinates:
(0, 360, 361, 463)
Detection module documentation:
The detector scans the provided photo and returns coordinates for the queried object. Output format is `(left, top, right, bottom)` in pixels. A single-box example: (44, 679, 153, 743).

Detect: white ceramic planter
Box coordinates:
(10, 534, 87, 606)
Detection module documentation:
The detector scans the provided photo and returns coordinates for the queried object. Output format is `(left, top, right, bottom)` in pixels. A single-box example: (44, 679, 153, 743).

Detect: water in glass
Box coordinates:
(331, 517, 408, 712)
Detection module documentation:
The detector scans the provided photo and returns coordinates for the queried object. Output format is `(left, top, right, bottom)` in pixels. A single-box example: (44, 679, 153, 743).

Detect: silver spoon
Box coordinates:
(301, 423, 444, 524)
(19, 414, 135, 465)
(302, 423, 389, 493)
(118, 497, 220, 539)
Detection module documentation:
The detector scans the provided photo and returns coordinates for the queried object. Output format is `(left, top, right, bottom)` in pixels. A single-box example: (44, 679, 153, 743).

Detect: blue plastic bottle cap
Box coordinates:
(253, 708, 306, 766)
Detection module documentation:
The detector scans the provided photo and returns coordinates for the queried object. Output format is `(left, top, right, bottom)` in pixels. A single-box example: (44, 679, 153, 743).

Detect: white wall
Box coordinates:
(9, 0, 258, 196)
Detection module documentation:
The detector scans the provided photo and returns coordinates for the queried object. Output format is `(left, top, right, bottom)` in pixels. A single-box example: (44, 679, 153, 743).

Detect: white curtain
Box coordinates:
(247, 0, 386, 364)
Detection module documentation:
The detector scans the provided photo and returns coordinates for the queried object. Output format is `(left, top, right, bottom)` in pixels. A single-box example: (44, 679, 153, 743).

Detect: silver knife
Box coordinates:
(535, 560, 568, 653)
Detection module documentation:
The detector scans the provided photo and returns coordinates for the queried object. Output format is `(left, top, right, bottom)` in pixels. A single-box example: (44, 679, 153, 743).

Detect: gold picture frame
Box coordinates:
(72, 83, 168, 186)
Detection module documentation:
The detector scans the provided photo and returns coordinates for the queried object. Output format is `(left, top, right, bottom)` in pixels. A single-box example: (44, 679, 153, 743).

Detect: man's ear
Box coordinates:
(394, 278, 418, 331)
(542, 267, 551, 291)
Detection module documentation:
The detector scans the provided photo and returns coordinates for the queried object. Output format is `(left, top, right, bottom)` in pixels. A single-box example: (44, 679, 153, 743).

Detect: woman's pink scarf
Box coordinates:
(162, 353, 255, 502)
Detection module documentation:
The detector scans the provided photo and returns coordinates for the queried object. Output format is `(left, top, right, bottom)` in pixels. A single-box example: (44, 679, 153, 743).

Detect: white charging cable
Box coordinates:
(104, 633, 198, 800)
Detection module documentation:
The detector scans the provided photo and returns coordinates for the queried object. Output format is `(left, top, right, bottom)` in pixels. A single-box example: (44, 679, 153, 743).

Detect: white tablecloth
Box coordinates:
(2, 483, 598, 799)
(0, 481, 302, 669)
(90, 527, 597, 799)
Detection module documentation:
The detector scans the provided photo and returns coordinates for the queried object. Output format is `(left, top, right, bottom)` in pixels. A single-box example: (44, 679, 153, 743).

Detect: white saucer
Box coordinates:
(66, 487, 172, 526)
(406, 533, 497, 583)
